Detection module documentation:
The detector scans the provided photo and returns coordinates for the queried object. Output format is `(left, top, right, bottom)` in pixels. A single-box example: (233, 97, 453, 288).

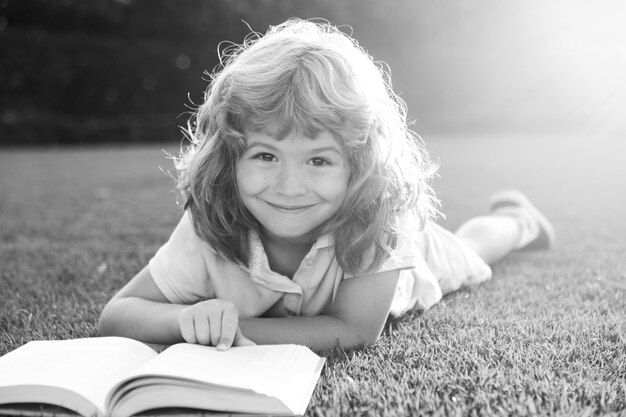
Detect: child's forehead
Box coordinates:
(243, 124, 347, 152)
(244, 121, 333, 142)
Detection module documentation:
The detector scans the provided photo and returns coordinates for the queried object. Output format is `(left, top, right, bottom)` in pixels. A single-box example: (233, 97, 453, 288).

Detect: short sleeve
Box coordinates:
(148, 211, 216, 304)
(343, 231, 418, 278)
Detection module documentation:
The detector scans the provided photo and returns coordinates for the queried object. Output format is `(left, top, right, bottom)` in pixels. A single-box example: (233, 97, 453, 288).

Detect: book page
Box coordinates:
(110, 343, 325, 415)
(0, 337, 157, 416)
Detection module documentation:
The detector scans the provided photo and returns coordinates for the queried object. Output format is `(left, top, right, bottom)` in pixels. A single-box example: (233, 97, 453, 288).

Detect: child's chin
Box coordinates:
(262, 226, 317, 243)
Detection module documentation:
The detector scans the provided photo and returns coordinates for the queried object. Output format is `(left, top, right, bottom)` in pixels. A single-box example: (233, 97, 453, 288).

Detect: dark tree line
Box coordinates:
(0, 0, 389, 146)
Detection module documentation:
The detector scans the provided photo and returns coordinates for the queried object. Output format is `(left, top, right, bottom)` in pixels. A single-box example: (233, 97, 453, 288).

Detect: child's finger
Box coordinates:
(208, 308, 223, 347)
(216, 306, 239, 350)
(178, 310, 197, 344)
(193, 312, 212, 345)
(232, 327, 256, 347)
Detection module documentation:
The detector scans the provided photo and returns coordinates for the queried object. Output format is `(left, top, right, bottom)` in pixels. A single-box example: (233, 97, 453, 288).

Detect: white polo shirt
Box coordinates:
(149, 211, 492, 319)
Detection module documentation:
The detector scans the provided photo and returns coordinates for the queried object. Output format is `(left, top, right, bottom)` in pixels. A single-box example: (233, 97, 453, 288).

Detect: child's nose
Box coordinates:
(274, 163, 307, 196)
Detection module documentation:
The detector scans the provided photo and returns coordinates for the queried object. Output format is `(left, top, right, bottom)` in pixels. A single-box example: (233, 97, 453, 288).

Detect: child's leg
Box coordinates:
(455, 215, 521, 265)
(455, 190, 555, 265)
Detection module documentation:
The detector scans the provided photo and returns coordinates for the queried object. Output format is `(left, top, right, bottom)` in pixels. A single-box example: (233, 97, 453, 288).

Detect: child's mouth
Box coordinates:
(265, 201, 316, 213)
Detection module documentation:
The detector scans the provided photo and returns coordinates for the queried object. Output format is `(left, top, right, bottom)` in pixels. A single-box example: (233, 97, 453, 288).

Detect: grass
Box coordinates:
(1, 134, 625, 416)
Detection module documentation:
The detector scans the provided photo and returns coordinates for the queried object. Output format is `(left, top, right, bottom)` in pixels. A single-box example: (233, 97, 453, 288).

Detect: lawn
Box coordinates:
(1, 134, 625, 416)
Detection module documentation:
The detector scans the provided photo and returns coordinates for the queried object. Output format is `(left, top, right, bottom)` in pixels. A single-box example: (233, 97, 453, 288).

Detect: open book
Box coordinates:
(0, 337, 325, 417)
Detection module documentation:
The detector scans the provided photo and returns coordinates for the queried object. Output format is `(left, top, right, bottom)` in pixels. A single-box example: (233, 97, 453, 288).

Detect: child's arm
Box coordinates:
(99, 266, 399, 350)
(98, 267, 253, 348)
(98, 266, 185, 343)
(239, 269, 401, 350)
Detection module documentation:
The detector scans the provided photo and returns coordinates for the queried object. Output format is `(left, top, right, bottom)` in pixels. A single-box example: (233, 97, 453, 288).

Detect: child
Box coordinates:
(98, 19, 554, 351)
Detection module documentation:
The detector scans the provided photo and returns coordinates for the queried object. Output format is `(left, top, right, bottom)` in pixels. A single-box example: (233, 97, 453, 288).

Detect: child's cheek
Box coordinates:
(236, 161, 269, 197)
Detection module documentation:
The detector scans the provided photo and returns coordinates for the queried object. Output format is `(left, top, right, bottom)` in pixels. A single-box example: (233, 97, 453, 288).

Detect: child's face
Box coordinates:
(236, 127, 351, 244)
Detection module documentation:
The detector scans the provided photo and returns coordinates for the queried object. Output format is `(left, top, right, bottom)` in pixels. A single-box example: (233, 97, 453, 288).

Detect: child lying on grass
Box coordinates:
(98, 18, 554, 351)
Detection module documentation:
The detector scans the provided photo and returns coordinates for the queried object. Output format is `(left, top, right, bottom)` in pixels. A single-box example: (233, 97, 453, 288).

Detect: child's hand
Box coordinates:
(178, 299, 256, 350)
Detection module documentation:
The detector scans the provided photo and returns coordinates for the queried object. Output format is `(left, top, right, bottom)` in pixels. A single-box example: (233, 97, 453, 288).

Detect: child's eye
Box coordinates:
(254, 152, 276, 162)
(310, 157, 331, 167)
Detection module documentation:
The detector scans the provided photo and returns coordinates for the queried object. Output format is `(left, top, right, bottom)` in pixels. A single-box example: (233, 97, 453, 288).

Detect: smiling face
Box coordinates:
(236, 127, 351, 245)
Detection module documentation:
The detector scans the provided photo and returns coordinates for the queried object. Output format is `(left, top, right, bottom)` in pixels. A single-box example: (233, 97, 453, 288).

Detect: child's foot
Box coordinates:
(490, 190, 555, 250)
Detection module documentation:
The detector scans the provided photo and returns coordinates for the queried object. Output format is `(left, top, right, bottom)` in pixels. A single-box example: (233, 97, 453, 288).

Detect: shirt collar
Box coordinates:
(248, 228, 335, 252)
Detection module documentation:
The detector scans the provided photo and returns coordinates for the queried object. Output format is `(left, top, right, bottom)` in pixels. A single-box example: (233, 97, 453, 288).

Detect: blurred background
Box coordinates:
(1, 0, 625, 146)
